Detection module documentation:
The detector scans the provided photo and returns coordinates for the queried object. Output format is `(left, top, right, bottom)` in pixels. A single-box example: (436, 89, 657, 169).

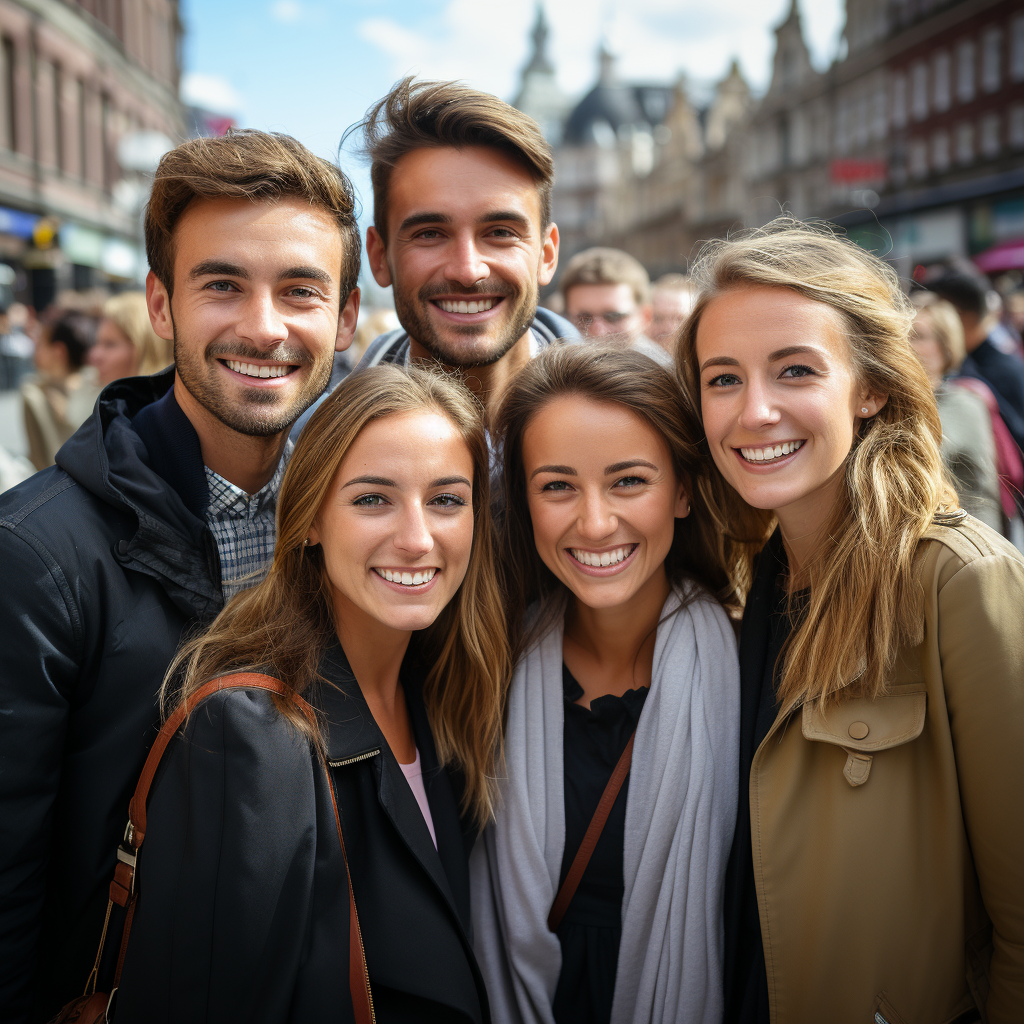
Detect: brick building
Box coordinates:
(0, 0, 184, 309)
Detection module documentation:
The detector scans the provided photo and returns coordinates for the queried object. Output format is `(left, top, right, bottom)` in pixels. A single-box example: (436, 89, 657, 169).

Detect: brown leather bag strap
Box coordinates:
(105, 672, 373, 1020)
(547, 729, 636, 933)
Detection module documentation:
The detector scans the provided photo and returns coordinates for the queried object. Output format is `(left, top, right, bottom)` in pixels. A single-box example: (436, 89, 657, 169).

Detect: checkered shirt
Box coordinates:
(204, 443, 292, 600)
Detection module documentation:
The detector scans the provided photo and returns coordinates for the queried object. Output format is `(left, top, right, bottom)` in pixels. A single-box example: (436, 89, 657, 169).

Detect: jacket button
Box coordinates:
(848, 721, 870, 740)
(116, 540, 130, 558)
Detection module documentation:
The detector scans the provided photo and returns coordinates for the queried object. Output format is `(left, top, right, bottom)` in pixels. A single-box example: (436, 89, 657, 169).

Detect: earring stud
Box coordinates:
(302, 538, 310, 547)
(861, 406, 869, 415)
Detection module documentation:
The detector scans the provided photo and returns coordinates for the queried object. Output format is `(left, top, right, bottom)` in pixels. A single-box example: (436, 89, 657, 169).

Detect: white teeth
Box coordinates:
(226, 360, 292, 379)
(439, 298, 496, 314)
(570, 545, 633, 567)
(739, 440, 804, 463)
(375, 568, 436, 586)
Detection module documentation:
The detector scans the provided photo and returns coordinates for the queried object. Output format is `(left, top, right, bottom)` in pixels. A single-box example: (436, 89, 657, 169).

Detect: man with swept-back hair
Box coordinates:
(0, 129, 360, 1022)
(350, 77, 576, 419)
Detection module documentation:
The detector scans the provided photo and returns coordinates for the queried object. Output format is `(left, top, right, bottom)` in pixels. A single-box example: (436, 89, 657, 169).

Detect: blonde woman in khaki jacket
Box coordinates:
(676, 217, 1024, 1024)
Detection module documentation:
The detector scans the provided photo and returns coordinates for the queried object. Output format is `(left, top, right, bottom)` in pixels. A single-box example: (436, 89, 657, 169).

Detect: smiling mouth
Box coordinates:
(373, 567, 438, 587)
(738, 440, 805, 463)
(432, 297, 501, 314)
(222, 359, 298, 379)
(568, 544, 637, 568)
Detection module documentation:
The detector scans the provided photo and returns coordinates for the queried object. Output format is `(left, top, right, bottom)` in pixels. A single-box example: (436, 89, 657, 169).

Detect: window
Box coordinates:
(933, 50, 951, 111)
(957, 122, 974, 164)
(981, 113, 1001, 157)
(892, 71, 907, 128)
(910, 137, 929, 178)
(932, 131, 950, 171)
(77, 79, 87, 180)
(873, 82, 888, 139)
(1013, 16, 1024, 82)
(957, 41, 976, 103)
(982, 28, 1002, 93)
(2, 37, 15, 151)
(911, 61, 929, 121)
(53, 62, 63, 173)
(1007, 105, 1024, 149)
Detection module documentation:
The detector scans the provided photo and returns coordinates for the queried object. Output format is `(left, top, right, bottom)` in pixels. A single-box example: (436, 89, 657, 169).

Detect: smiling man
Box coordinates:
(0, 130, 359, 1022)
(352, 78, 577, 419)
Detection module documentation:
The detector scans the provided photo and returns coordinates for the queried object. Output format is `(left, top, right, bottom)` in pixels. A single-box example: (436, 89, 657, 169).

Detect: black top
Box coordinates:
(723, 532, 805, 1024)
(960, 334, 1024, 451)
(552, 664, 649, 1024)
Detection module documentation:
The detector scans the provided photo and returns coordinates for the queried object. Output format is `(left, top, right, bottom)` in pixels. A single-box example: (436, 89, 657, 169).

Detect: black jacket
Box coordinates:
(0, 369, 224, 1022)
(115, 644, 489, 1024)
(960, 335, 1024, 454)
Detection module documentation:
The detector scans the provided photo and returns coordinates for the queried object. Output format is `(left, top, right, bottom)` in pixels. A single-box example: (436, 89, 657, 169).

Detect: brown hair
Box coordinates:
(162, 364, 510, 828)
(560, 247, 651, 307)
(675, 217, 960, 713)
(102, 291, 172, 375)
(356, 77, 554, 244)
(911, 291, 967, 374)
(145, 129, 361, 302)
(495, 344, 739, 660)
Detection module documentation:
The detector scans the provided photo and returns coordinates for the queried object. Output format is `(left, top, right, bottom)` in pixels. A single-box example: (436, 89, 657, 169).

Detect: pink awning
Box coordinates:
(974, 239, 1024, 273)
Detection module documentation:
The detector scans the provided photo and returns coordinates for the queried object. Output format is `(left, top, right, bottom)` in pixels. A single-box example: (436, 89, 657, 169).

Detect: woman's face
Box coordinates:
(695, 285, 884, 533)
(309, 409, 476, 636)
(522, 396, 688, 612)
(90, 318, 138, 385)
(909, 310, 946, 388)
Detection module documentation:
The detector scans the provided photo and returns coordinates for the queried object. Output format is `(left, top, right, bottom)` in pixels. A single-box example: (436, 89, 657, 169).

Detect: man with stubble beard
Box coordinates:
(0, 130, 359, 1022)
(340, 77, 576, 423)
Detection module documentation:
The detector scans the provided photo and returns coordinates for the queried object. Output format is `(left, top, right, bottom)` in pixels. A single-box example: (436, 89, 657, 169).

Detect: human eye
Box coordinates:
(428, 492, 468, 509)
(613, 475, 647, 489)
(352, 493, 389, 507)
(413, 228, 445, 241)
(705, 372, 741, 388)
(487, 226, 520, 239)
(206, 280, 239, 293)
(779, 364, 816, 379)
(541, 479, 572, 492)
(288, 285, 324, 300)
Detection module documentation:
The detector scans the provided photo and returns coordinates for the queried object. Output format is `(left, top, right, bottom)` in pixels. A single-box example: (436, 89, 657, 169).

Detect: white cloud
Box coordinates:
(357, 17, 428, 62)
(180, 72, 244, 115)
(270, 0, 303, 22)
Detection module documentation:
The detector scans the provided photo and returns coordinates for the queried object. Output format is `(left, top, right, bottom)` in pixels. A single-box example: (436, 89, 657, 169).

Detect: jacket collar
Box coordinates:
(315, 642, 470, 934)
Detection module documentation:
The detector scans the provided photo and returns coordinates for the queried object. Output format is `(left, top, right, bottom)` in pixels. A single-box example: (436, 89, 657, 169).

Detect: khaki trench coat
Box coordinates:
(750, 518, 1024, 1024)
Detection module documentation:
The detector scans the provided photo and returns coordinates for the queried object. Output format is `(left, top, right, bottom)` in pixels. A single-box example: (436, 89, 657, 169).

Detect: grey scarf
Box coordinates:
(470, 586, 739, 1024)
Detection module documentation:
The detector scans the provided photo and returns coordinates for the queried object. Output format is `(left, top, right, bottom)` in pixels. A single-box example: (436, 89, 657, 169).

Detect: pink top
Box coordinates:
(398, 748, 437, 849)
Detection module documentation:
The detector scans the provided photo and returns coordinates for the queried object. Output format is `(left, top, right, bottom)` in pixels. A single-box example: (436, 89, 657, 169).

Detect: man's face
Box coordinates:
(564, 282, 651, 346)
(147, 196, 357, 438)
(366, 146, 558, 368)
(650, 288, 694, 344)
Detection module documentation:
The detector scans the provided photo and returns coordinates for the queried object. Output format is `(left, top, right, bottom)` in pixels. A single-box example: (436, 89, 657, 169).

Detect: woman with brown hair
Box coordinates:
(113, 364, 509, 1023)
(471, 344, 740, 1024)
(676, 217, 1024, 1023)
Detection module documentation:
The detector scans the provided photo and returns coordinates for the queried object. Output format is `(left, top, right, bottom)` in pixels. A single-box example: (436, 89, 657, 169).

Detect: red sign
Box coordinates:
(830, 159, 888, 184)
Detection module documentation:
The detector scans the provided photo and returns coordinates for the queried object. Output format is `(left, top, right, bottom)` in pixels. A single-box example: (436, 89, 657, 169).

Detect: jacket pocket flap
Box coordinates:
(801, 691, 926, 752)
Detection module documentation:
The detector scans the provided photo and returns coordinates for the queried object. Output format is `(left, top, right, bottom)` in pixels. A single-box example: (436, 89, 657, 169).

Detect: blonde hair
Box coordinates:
(676, 217, 961, 712)
(911, 291, 967, 374)
(162, 364, 510, 827)
(102, 292, 172, 375)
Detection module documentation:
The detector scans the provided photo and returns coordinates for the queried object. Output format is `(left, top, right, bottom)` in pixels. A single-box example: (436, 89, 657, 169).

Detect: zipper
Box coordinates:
(874, 1013, 890, 1024)
(351, 894, 376, 1023)
(329, 748, 381, 768)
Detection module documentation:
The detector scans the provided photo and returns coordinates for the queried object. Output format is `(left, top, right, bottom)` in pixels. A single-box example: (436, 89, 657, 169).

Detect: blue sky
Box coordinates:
(179, 0, 844, 268)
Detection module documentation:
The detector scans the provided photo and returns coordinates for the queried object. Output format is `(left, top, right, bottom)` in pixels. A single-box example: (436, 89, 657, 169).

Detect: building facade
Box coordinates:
(0, 0, 184, 309)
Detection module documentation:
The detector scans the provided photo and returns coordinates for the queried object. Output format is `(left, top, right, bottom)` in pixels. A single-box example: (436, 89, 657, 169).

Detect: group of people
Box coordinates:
(0, 77, 1021, 1024)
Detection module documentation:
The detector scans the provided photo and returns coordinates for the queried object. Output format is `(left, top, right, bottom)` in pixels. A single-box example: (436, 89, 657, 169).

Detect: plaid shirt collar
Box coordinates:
(204, 445, 290, 521)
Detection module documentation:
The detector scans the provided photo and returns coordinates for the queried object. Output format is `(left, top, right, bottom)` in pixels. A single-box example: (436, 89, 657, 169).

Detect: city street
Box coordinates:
(0, 390, 26, 459)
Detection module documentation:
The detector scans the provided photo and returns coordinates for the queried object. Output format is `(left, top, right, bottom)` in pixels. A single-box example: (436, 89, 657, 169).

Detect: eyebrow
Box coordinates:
(398, 212, 452, 233)
(397, 209, 532, 234)
(530, 464, 575, 479)
(699, 344, 820, 372)
(529, 460, 658, 480)
(341, 474, 472, 489)
(188, 261, 332, 285)
(481, 210, 531, 228)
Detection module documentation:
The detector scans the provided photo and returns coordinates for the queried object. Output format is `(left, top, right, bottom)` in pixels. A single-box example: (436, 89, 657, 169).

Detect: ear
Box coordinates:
(146, 270, 174, 342)
(639, 303, 653, 330)
(856, 390, 888, 421)
(537, 221, 559, 288)
(674, 479, 691, 519)
(335, 287, 360, 353)
(307, 522, 320, 547)
(366, 227, 392, 288)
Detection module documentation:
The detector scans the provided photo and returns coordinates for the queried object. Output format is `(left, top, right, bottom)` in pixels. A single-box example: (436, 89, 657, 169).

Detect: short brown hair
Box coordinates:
(560, 247, 651, 307)
(145, 129, 360, 302)
(356, 77, 554, 244)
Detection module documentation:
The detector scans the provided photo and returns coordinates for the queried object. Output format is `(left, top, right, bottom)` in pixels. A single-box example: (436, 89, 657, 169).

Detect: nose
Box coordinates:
(393, 502, 435, 559)
(737, 377, 781, 432)
(443, 231, 489, 289)
(236, 288, 289, 349)
(576, 488, 618, 542)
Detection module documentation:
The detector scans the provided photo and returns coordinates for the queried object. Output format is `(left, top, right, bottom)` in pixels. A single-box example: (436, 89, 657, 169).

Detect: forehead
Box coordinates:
(172, 195, 343, 281)
(386, 145, 542, 234)
(696, 285, 849, 361)
(342, 409, 473, 475)
(524, 396, 670, 462)
(564, 282, 635, 312)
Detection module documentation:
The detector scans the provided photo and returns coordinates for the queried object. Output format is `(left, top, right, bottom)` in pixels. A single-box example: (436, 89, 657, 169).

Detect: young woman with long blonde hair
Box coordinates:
(676, 218, 1024, 1024)
(113, 364, 509, 1023)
